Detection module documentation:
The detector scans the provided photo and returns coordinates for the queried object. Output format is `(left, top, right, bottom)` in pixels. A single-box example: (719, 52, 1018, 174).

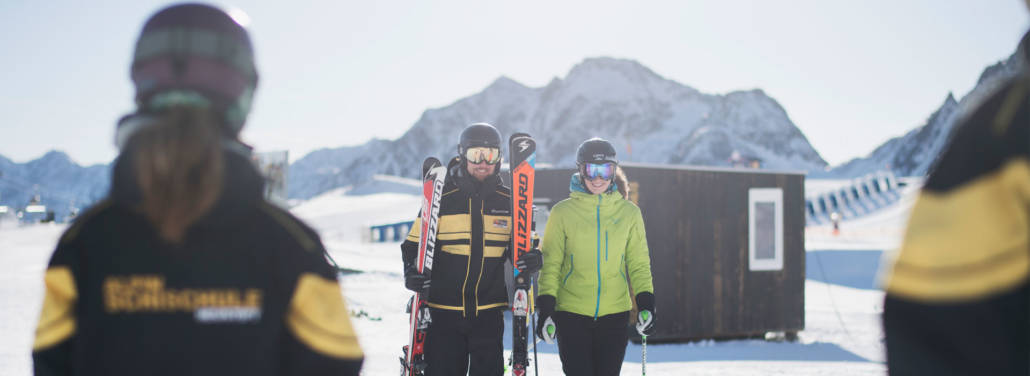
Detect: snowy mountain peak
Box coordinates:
(568, 57, 658, 77)
(41, 150, 70, 160)
(288, 57, 829, 199)
(483, 76, 530, 94)
(563, 57, 666, 89)
(977, 50, 1024, 86)
(726, 88, 768, 100)
(30, 150, 75, 169)
(827, 43, 1024, 179)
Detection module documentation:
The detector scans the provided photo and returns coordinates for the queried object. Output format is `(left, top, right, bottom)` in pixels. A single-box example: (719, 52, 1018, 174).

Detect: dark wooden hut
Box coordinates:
(530, 162, 806, 342)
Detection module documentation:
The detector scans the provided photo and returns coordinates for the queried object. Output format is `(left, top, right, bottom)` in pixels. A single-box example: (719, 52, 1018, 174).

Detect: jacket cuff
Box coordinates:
(537, 294, 556, 314)
(635, 291, 655, 312)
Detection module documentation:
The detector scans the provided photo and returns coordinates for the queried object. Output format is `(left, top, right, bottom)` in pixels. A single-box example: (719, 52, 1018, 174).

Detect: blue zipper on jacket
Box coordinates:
(594, 194, 602, 320)
(562, 255, 575, 285)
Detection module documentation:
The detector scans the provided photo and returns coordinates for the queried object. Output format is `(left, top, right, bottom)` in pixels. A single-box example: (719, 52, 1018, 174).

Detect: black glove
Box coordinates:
(516, 248, 543, 274)
(535, 294, 557, 342)
(404, 265, 431, 293)
(635, 292, 656, 336)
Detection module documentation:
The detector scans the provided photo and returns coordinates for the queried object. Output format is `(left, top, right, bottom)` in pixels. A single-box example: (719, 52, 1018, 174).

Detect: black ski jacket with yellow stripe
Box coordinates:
(881, 31, 1030, 375)
(32, 149, 363, 376)
(402, 157, 512, 318)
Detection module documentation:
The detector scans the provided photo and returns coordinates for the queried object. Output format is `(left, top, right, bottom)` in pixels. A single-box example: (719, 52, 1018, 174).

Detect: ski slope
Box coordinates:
(0, 177, 917, 375)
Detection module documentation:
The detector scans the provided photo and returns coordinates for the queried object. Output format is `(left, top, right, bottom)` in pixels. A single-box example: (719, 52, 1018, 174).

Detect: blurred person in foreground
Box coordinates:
(31, 3, 362, 375)
(881, 21, 1030, 376)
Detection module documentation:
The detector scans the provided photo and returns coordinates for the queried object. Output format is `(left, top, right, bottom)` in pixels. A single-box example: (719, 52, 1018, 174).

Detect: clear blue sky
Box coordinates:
(0, 0, 1026, 166)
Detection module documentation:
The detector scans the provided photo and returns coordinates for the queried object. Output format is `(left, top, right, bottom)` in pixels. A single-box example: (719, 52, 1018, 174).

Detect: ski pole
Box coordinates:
(531, 310, 539, 375)
(641, 334, 647, 376)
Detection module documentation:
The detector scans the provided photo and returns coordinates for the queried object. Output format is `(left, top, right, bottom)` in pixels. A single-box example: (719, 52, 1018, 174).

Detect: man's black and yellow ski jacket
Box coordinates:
(402, 157, 512, 318)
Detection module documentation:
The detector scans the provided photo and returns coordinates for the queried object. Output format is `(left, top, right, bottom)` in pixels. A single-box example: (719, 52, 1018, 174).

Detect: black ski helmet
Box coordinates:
(576, 137, 618, 165)
(129, 3, 258, 137)
(458, 123, 502, 156)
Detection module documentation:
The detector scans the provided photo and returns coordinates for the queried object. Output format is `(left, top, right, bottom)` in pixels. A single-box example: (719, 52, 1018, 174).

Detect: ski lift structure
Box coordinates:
(19, 194, 54, 224)
(369, 221, 414, 243)
(0, 172, 14, 223)
(805, 170, 900, 225)
(527, 162, 806, 343)
(252, 150, 289, 208)
(0, 188, 10, 223)
(0, 204, 11, 224)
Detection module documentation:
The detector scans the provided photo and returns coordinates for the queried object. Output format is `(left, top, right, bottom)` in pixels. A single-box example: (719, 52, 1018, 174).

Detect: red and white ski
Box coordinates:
(401, 157, 447, 376)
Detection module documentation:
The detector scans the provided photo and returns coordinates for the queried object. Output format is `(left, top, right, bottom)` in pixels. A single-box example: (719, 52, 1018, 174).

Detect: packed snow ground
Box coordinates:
(0, 178, 916, 375)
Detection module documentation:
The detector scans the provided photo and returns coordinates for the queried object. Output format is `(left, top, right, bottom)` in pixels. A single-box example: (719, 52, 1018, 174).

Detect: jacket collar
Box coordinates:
(109, 141, 266, 228)
(568, 173, 619, 206)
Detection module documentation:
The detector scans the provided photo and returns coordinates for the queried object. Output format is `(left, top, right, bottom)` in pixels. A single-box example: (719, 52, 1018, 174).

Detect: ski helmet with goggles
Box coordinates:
(458, 123, 502, 165)
(576, 138, 618, 181)
(128, 3, 258, 138)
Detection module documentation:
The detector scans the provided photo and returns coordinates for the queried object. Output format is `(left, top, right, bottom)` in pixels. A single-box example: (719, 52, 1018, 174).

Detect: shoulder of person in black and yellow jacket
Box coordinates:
(881, 31, 1030, 376)
(401, 156, 513, 318)
(32, 149, 363, 376)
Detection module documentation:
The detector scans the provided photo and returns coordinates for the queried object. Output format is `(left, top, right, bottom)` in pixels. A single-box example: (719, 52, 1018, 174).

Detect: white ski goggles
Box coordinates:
(465, 147, 502, 164)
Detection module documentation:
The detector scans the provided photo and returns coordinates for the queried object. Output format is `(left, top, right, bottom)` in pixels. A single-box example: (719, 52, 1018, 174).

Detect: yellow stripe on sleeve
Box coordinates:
(884, 159, 1030, 302)
(286, 273, 363, 359)
(33, 267, 77, 351)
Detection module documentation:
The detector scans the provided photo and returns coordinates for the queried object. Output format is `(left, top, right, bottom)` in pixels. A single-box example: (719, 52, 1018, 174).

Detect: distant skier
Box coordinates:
(881, 28, 1030, 376)
(30, 4, 362, 375)
(535, 138, 655, 376)
(830, 211, 841, 236)
(399, 123, 542, 376)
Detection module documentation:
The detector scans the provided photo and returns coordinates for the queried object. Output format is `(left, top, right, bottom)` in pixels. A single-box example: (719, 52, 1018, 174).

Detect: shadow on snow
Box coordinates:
(501, 312, 870, 363)
(491, 249, 883, 364)
(806, 249, 884, 291)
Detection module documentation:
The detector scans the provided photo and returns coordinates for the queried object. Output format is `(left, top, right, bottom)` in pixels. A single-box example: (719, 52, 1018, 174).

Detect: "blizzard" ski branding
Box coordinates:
(422, 176, 444, 270)
(515, 174, 530, 255)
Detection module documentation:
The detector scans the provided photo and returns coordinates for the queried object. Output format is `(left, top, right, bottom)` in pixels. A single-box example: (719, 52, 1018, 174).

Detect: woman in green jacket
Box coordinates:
(535, 138, 655, 376)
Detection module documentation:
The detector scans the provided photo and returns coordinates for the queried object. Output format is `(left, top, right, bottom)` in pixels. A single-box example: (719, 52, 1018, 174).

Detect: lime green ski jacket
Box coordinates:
(538, 173, 654, 318)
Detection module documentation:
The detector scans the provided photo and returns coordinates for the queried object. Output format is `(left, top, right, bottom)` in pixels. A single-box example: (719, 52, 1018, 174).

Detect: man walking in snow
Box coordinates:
(401, 123, 542, 376)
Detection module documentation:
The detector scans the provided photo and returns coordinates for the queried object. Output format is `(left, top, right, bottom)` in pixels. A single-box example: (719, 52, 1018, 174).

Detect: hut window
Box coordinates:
(748, 188, 783, 271)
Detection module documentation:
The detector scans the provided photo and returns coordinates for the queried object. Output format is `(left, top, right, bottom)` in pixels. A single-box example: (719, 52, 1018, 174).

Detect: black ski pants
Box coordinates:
(554, 310, 630, 376)
(425, 308, 504, 376)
